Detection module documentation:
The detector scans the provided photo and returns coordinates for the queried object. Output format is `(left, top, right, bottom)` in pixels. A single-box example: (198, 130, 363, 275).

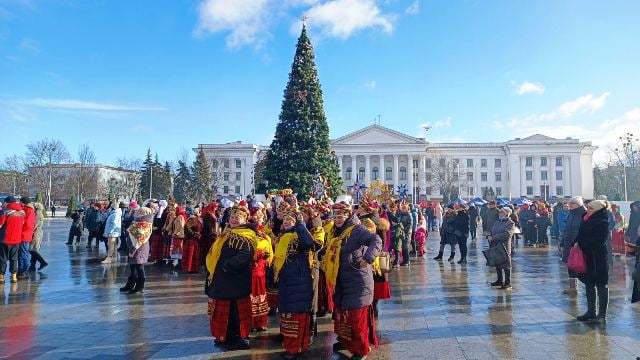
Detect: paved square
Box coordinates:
(1, 219, 638, 359)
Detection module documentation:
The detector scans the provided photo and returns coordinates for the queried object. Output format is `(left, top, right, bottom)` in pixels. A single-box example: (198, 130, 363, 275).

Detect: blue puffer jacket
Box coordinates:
(277, 222, 314, 313)
(333, 217, 382, 310)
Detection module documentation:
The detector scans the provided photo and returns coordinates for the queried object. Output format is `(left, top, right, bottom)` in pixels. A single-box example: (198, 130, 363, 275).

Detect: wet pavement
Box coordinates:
(1, 219, 639, 360)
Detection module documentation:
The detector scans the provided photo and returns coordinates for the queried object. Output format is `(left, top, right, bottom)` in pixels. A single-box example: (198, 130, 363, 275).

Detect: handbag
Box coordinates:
(378, 251, 392, 273)
(482, 244, 508, 267)
(567, 246, 587, 274)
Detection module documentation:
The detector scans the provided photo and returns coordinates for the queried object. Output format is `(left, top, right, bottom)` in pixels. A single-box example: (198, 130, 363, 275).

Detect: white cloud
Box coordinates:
(420, 117, 451, 129)
(495, 91, 610, 129)
(405, 0, 419, 15)
(195, 0, 271, 49)
(364, 80, 376, 89)
(515, 81, 545, 95)
(300, 0, 394, 39)
(15, 98, 166, 112)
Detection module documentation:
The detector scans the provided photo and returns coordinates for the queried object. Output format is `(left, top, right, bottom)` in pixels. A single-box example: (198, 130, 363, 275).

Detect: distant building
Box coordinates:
(197, 125, 597, 201)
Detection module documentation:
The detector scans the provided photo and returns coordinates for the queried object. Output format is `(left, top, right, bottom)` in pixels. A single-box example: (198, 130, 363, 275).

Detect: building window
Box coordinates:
(540, 185, 547, 197)
(526, 157, 533, 167)
(223, 172, 230, 181)
(413, 173, 419, 182)
(526, 186, 533, 195)
(359, 167, 365, 180)
(541, 171, 548, 181)
(425, 186, 432, 195)
(556, 171, 563, 180)
(526, 171, 532, 181)
(453, 173, 459, 182)
(556, 186, 563, 196)
(235, 185, 241, 194)
(211, 160, 219, 168)
(467, 172, 473, 181)
(481, 172, 487, 182)
(235, 172, 241, 181)
(235, 159, 242, 168)
(439, 158, 445, 167)
(385, 167, 392, 180)
(426, 173, 432, 182)
(466, 159, 473, 168)
(223, 185, 229, 194)
(556, 156, 563, 167)
(372, 167, 379, 180)
(481, 159, 487, 168)
(223, 159, 230, 168)
(540, 157, 547, 166)
(469, 187, 474, 196)
(399, 167, 407, 181)
(413, 159, 419, 169)
(495, 172, 502, 182)
(495, 159, 501, 168)
(426, 159, 432, 168)
(496, 187, 502, 196)
(481, 186, 487, 195)
(346, 167, 352, 180)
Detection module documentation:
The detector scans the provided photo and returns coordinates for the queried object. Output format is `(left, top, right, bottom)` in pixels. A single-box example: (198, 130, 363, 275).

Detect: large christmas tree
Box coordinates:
(263, 25, 342, 198)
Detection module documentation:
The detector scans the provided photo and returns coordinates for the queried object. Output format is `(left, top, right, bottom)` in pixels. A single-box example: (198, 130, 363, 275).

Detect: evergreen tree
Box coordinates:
(155, 161, 173, 200)
(263, 25, 342, 198)
(139, 149, 154, 199)
(65, 195, 78, 217)
(192, 148, 214, 203)
(173, 160, 192, 204)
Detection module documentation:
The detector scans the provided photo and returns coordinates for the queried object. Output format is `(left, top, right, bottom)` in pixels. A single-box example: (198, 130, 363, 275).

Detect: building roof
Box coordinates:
(332, 124, 427, 145)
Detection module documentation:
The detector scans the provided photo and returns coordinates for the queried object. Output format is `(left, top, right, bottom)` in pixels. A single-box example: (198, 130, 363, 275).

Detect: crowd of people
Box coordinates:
(2, 190, 639, 358)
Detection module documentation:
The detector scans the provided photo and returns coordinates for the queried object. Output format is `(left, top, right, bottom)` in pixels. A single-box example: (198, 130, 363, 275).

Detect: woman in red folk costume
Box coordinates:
(205, 201, 256, 350)
(324, 201, 382, 360)
(149, 199, 167, 265)
(181, 207, 203, 273)
(249, 204, 273, 332)
(357, 198, 392, 319)
(201, 202, 219, 262)
(273, 206, 315, 360)
(315, 201, 335, 317)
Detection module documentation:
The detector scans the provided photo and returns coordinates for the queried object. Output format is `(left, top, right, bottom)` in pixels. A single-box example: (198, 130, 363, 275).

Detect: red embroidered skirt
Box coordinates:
(612, 230, 626, 255)
(149, 233, 164, 261)
(334, 306, 379, 357)
(208, 296, 252, 342)
(181, 239, 201, 273)
(251, 275, 269, 328)
(280, 312, 311, 354)
(373, 281, 391, 300)
(267, 288, 279, 309)
(317, 270, 334, 313)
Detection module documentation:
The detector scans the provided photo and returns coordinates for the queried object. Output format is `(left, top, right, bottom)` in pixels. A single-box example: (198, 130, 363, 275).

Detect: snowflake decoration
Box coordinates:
(397, 184, 408, 200)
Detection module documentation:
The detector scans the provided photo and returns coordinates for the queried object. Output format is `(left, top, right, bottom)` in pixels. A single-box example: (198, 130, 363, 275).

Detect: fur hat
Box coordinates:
(587, 200, 608, 212)
(569, 196, 584, 207)
(499, 207, 512, 216)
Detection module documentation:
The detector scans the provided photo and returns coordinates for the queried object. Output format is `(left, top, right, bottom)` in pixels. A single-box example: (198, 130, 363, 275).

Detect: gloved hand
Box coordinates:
(262, 252, 271, 260)
(295, 212, 304, 225)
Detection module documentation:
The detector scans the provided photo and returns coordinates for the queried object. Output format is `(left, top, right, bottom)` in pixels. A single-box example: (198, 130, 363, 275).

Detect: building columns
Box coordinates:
(393, 155, 399, 188)
(337, 155, 343, 177)
(365, 155, 371, 185)
(351, 156, 357, 184)
(407, 154, 414, 201)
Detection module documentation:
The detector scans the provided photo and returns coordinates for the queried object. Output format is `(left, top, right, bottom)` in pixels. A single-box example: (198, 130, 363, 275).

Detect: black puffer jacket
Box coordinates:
(577, 209, 610, 286)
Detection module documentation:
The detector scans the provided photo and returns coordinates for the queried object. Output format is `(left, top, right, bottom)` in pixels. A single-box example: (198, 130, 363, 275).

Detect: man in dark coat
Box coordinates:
(455, 207, 470, 264)
(519, 204, 536, 246)
(468, 204, 479, 241)
(485, 201, 499, 235)
(625, 201, 640, 245)
(325, 201, 381, 360)
(397, 203, 413, 266)
(488, 207, 515, 290)
(576, 200, 610, 324)
(562, 196, 587, 295)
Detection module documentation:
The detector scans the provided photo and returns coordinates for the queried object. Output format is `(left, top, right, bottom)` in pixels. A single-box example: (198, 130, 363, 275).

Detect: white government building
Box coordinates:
(197, 124, 597, 201)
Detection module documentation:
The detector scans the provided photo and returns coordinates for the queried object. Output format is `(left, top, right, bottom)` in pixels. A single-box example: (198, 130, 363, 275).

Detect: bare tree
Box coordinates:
(72, 144, 98, 202)
(25, 138, 71, 207)
(115, 157, 143, 201)
(598, 132, 640, 200)
(428, 154, 469, 203)
(1, 155, 28, 195)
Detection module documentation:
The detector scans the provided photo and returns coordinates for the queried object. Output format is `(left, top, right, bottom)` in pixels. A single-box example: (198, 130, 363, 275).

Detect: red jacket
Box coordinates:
(22, 203, 36, 242)
(0, 203, 26, 245)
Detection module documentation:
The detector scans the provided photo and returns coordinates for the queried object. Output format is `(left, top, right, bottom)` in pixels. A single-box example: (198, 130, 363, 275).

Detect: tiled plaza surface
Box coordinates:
(1, 218, 639, 360)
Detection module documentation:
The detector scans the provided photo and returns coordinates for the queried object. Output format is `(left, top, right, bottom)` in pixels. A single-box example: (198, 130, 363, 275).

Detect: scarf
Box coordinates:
(322, 220, 356, 287)
(359, 215, 382, 276)
(256, 231, 273, 265)
(206, 226, 257, 283)
(128, 221, 153, 250)
(273, 230, 298, 282)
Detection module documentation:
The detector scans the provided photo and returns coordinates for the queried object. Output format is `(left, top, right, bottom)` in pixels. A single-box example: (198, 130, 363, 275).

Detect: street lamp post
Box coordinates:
(622, 165, 628, 201)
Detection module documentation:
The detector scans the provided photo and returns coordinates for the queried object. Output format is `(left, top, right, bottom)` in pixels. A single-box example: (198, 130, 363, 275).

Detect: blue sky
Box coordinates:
(1, 0, 639, 166)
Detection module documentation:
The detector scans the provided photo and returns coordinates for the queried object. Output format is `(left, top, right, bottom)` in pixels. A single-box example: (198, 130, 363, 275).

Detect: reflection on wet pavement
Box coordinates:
(1, 219, 639, 359)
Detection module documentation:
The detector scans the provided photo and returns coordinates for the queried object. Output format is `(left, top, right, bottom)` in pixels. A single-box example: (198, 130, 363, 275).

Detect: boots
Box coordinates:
(501, 269, 512, 290)
(0, 274, 4, 282)
(577, 285, 597, 321)
(491, 268, 503, 287)
(400, 249, 410, 266)
(10, 273, 17, 283)
(563, 278, 578, 295)
(447, 252, 456, 263)
(129, 277, 145, 294)
(102, 238, 117, 264)
(29, 253, 37, 272)
(308, 314, 317, 345)
(373, 300, 379, 318)
(433, 251, 444, 260)
(392, 252, 400, 268)
(120, 276, 136, 292)
(592, 286, 608, 324)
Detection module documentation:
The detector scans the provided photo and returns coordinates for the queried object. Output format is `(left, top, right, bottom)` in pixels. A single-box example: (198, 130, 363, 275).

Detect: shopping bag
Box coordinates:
(378, 251, 392, 273)
(567, 246, 587, 274)
(482, 244, 508, 267)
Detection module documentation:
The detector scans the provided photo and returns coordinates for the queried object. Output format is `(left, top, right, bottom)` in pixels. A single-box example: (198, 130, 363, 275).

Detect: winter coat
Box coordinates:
(556, 209, 569, 235)
(21, 203, 35, 242)
(85, 208, 101, 232)
(434, 205, 443, 220)
(277, 222, 314, 313)
(454, 210, 469, 240)
(103, 208, 122, 238)
(489, 217, 515, 269)
(440, 215, 457, 245)
(397, 210, 413, 242)
(468, 206, 479, 224)
(577, 209, 610, 286)
(535, 213, 551, 229)
(519, 209, 536, 228)
(0, 203, 26, 245)
(206, 225, 256, 300)
(127, 212, 154, 265)
(485, 207, 499, 233)
(626, 201, 640, 243)
(562, 206, 586, 248)
(410, 209, 418, 232)
(30, 203, 45, 252)
(333, 217, 382, 310)
(69, 212, 83, 236)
